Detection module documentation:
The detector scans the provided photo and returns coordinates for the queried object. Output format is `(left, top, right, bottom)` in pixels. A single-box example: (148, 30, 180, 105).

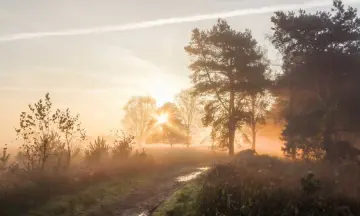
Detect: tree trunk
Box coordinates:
(323, 110, 336, 163)
(66, 142, 71, 168)
(228, 124, 235, 155)
(251, 95, 256, 151)
(289, 67, 296, 160)
(252, 125, 256, 151)
(228, 90, 235, 155)
(186, 127, 191, 147)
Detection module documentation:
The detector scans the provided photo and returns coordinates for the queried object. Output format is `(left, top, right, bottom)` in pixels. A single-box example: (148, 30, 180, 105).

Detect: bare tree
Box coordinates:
(175, 89, 200, 146)
(122, 96, 156, 146)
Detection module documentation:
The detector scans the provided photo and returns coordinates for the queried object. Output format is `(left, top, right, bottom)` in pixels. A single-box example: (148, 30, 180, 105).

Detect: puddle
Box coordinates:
(175, 167, 210, 182)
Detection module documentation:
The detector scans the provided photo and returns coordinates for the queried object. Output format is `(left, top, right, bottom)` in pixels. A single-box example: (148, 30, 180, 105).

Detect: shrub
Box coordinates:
(112, 130, 134, 160)
(85, 137, 110, 164)
(134, 148, 148, 159)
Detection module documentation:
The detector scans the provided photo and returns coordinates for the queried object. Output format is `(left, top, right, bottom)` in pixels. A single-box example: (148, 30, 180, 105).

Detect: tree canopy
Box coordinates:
(175, 88, 201, 146)
(122, 96, 157, 145)
(271, 0, 360, 161)
(185, 19, 269, 154)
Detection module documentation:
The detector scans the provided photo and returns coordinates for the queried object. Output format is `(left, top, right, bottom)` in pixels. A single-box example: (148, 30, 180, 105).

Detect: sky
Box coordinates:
(0, 0, 359, 146)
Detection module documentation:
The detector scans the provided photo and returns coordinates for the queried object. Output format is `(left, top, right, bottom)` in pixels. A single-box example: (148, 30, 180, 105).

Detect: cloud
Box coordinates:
(1, 0, 359, 42)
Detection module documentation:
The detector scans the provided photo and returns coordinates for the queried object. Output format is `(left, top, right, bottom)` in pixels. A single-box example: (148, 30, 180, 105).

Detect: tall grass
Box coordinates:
(195, 151, 360, 216)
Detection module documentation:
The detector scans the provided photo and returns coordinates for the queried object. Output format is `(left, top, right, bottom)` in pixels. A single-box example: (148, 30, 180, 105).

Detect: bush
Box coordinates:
(195, 156, 360, 216)
(112, 130, 134, 160)
(85, 137, 110, 164)
(134, 148, 149, 159)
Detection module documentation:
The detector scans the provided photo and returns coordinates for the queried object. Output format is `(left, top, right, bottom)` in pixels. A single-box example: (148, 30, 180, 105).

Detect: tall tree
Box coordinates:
(185, 19, 269, 155)
(122, 96, 156, 146)
(175, 88, 200, 146)
(271, 0, 360, 161)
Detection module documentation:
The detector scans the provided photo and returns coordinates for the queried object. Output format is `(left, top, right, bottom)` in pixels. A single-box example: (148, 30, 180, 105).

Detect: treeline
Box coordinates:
(272, 0, 360, 162)
(183, 0, 360, 163)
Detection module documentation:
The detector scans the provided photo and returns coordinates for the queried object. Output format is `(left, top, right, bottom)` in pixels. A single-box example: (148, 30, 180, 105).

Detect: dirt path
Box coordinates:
(86, 166, 207, 216)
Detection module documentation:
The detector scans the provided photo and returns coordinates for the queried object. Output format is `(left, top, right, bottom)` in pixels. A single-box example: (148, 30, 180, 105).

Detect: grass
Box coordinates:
(152, 181, 200, 216)
(154, 150, 360, 216)
(198, 153, 360, 215)
(27, 173, 149, 216)
(0, 148, 226, 216)
(0, 158, 155, 216)
(30, 165, 205, 216)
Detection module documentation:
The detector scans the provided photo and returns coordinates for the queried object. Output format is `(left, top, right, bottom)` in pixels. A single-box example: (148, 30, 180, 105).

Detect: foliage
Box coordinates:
(175, 88, 201, 146)
(85, 137, 110, 163)
(111, 130, 135, 160)
(195, 154, 360, 216)
(122, 96, 157, 145)
(185, 19, 269, 154)
(270, 0, 360, 161)
(15, 93, 86, 172)
(146, 102, 187, 146)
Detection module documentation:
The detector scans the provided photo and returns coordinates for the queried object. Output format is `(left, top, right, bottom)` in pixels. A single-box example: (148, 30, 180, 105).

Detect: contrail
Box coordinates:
(0, 0, 359, 43)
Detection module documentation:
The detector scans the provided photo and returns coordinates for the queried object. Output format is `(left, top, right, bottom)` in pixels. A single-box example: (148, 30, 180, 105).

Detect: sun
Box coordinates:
(156, 113, 168, 125)
(147, 73, 178, 106)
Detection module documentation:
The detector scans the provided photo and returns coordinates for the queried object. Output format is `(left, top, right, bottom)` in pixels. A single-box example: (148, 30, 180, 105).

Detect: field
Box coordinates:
(2, 142, 360, 216)
(0, 146, 227, 216)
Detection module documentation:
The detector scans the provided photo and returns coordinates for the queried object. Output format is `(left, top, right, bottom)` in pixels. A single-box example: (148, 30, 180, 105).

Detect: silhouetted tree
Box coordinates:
(122, 96, 156, 146)
(175, 88, 201, 146)
(185, 19, 269, 155)
(271, 0, 360, 161)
